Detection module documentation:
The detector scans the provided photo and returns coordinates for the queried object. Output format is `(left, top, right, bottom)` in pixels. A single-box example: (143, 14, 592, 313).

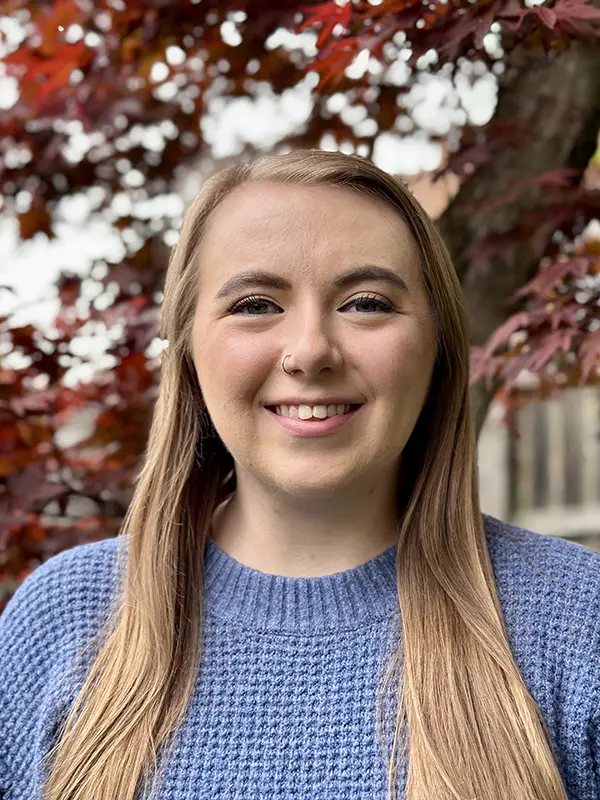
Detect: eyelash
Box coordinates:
(228, 293, 397, 315)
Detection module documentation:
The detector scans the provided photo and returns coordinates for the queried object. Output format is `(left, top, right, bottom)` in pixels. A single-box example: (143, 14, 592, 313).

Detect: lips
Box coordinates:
(265, 402, 363, 437)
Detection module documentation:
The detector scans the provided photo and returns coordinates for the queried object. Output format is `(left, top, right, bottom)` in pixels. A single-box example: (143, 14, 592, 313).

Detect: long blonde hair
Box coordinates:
(42, 150, 567, 800)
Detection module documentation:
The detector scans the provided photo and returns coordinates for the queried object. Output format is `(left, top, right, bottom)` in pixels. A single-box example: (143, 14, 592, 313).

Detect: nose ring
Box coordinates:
(282, 354, 297, 375)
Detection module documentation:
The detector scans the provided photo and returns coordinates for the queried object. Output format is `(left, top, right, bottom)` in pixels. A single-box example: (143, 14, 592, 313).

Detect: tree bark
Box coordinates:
(438, 36, 600, 436)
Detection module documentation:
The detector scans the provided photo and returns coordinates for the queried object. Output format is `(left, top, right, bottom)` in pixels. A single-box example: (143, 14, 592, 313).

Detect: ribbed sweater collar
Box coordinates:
(203, 537, 400, 634)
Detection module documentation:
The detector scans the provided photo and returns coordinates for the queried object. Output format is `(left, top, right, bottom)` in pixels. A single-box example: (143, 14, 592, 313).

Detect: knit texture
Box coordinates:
(1, 513, 600, 799)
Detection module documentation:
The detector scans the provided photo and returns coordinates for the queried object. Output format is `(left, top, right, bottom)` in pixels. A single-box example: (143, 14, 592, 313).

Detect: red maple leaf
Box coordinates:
(513, 255, 592, 299)
(500, 0, 600, 39)
(299, 1, 353, 48)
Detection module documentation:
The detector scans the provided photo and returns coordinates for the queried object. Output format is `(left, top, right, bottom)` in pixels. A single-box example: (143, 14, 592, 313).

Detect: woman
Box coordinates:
(1, 150, 599, 800)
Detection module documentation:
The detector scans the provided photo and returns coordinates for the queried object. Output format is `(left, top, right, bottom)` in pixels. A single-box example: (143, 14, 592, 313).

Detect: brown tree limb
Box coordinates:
(438, 35, 600, 435)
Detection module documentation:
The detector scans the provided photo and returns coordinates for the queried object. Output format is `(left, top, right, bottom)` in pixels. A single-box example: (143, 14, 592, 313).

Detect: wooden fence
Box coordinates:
(504, 387, 600, 549)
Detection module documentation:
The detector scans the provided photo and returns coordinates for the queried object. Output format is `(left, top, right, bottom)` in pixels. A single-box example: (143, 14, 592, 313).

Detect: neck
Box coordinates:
(210, 472, 400, 577)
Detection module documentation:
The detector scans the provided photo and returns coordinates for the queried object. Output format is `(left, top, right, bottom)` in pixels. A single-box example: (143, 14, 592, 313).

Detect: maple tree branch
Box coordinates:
(438, 32, 600, 434)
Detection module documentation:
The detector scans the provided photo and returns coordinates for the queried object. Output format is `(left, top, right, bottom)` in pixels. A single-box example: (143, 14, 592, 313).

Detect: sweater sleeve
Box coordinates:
(590, 704, 600, 794)
(0, 539, 119, 798)
(0, 555, 73, 796)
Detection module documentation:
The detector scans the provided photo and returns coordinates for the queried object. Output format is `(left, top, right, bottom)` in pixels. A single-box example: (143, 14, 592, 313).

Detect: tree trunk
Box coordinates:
(438, 35, 600, 437)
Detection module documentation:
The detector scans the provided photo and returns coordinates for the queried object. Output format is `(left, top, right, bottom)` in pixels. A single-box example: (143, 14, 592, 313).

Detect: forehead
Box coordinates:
(196, 181, 420, 277)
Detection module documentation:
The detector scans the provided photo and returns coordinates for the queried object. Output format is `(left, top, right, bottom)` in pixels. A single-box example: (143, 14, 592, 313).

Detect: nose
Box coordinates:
(284, 308, 344, 377)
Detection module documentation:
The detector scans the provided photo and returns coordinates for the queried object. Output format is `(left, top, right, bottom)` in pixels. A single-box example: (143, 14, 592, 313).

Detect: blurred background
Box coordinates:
(1, 0, 599, 608)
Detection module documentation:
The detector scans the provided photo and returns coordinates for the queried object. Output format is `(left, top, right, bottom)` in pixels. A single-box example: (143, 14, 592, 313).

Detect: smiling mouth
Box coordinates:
(266, 404, 363, 420)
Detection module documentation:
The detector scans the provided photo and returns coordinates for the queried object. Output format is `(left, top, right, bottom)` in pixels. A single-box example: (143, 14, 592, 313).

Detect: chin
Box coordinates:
(264, 467, 360, 498)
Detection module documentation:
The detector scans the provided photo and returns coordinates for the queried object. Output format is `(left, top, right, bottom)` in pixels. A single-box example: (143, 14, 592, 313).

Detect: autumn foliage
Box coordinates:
(1, 0, 599, 605)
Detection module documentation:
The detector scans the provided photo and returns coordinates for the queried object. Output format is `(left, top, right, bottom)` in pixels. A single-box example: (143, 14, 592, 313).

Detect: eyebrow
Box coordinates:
(214, 265, 410, 300)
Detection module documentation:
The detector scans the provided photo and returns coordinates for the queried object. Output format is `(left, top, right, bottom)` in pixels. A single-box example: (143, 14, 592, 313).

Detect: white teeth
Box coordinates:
(298, 404, 313, 420)
(275, 404, 352, 419)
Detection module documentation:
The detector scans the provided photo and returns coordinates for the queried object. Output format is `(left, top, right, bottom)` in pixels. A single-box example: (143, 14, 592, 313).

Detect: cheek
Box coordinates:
(194, 327, 272, 407)
(362, 324, 435, 394)
(371, 328, 436, 449)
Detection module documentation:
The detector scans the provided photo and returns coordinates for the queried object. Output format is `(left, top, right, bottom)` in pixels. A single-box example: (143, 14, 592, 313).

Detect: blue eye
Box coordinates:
(340, 294, 397, 314)
(228, 295, 282, 315)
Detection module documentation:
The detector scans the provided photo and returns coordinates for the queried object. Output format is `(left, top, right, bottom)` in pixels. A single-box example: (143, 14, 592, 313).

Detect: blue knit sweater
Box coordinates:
(1, 514, 600, 799)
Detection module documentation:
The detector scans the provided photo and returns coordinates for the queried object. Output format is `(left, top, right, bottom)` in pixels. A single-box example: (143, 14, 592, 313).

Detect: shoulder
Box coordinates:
(483, 512, 600, 624)
(0, 534, 124, 677)
(482, 513, 600, 693)
(483, 512, 600, 599)
(1, 535, 123, 634)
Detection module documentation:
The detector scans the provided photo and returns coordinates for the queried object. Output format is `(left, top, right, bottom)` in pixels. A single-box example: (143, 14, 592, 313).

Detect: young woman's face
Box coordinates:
(191, 182, 437, 498)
